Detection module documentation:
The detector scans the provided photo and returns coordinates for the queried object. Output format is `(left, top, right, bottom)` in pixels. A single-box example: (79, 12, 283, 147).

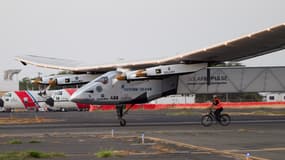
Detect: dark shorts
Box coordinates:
(214, 108, 223, 120)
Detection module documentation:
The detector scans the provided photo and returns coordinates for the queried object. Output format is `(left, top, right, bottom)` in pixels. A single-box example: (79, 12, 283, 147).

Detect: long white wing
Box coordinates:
(16, 23, 285, 73)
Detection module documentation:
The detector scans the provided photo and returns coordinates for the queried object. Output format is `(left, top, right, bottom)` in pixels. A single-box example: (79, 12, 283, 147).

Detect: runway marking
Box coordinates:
(146, 136, 270, 160)
(1, 119, 284, 129)
(226, 147, 285, 152)
(231, 119, 285, 124)
(0, 117, 61, 124)
(191, 151, 211, 154)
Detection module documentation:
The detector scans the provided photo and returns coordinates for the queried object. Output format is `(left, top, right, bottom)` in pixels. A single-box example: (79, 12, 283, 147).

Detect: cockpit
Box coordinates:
(54, 90, 63, 96)
(80, 71, 121, 90)
(70, 71, 122, 104)
(3, 92, 12, 102)
(95, 76, 109, 84)
(93, 71, 121, 84)
(4, 92, 12, 98)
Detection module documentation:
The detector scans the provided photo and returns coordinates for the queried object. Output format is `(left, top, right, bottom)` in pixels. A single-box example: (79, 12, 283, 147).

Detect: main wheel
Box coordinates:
(119, 119, 126, 126)
(201, 115, 213, 127)
(219, 114, 231, 126)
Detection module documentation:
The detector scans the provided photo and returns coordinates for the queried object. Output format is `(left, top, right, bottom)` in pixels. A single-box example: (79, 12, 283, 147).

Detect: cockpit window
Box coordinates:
(4, 93, 12, 98)
(55, 91, 63, 95)
(77, 71, 121, 94)
(95, 76, 108, 84)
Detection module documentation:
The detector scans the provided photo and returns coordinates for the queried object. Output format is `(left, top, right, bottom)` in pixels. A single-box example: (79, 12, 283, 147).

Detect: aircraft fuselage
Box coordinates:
(70, 71, 178, 105)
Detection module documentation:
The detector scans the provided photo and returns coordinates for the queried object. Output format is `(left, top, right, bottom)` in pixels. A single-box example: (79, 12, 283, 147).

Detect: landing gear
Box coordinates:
(119, 119, 126, 126)
(116, 104, 135, 126)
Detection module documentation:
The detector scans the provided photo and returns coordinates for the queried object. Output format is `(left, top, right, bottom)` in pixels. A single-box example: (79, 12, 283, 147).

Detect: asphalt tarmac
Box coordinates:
(0, 108, 284, 160)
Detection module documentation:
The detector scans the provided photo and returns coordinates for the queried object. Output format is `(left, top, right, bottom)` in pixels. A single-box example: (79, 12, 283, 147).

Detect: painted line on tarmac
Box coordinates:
(146, 136, 270, 160)
(231, 119, 285, 124)
(225, 147, 285, 152)
(0, 119, 284, 129)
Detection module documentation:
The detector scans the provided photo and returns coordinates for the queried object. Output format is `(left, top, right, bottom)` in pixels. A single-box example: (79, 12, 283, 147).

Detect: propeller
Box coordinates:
(37, 78, 57, 97)
(48, 79, 57, 86)
(135, 70, 147, 77)
(31, 77, 43, 84)
(116, 73, 127, 80)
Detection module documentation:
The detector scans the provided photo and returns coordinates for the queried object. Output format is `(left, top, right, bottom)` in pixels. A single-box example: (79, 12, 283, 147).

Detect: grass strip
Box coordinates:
(29, 140, 41, 144)
(96, 150, 114, 158)
(8, 140, 22, 144)
(0, 151, 65, 160)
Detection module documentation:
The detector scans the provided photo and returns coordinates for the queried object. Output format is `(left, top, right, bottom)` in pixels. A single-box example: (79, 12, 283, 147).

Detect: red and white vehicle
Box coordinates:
(0, 88, 90, 112)
(50, 88, 90, 111)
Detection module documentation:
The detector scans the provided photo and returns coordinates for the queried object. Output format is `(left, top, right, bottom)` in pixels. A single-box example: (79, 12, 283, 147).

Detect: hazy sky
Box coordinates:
(0, 0, 285, 79)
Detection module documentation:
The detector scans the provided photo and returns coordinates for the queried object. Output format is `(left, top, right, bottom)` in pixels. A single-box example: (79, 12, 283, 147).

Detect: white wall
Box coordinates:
(264, 93, 285, 102)
(150, 94, 195, 104)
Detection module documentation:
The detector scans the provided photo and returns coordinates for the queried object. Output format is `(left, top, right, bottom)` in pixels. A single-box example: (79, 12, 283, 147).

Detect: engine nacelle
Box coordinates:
(38, 74, 98, 86)
(126, 70, 147, 80)
(120, 63, 208, 80)
(145, 63, 208, 76)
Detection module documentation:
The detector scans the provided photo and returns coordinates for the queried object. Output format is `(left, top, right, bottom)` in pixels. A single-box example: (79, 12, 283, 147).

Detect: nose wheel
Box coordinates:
(119, 119, 126, 126)
(116, 104, 135, 127)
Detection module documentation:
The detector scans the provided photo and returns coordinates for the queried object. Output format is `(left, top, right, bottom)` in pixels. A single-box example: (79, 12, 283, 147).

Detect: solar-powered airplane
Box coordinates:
(16, 23, 285, 126)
